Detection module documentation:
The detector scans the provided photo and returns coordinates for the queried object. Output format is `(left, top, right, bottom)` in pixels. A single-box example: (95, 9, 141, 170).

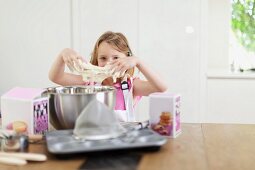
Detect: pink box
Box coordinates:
(1, 87, 49, 135)
(149, 93, 181, 138)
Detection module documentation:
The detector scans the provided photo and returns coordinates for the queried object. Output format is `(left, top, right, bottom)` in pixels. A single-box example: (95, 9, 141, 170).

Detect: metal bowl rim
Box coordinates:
(42, 85, 116, 95)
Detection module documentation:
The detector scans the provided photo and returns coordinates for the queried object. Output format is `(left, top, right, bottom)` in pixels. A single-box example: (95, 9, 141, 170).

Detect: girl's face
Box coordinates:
(97, 41, 126, 67)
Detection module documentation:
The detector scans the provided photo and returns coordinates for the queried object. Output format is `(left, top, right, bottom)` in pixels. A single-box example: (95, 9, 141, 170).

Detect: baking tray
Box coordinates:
(45, 128, 167, 155)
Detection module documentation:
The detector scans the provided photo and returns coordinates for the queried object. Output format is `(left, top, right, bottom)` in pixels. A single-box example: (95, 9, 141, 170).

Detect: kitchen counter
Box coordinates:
(0, 123, 255, 170)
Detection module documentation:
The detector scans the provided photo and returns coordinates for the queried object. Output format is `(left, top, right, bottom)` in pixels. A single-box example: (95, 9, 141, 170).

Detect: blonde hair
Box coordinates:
(90, 31, 134, 76)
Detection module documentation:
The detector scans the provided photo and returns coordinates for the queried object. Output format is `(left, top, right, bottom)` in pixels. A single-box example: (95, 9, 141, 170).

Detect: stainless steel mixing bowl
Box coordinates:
(42, 86, 116, 130)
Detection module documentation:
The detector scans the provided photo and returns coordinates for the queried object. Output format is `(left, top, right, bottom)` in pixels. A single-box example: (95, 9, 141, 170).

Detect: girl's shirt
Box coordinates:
(113, 77, 141, 110)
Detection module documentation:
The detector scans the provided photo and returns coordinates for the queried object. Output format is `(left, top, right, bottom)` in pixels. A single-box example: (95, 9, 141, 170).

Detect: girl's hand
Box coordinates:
(109, 56, 139, 75)
(60, 48, 84, 71)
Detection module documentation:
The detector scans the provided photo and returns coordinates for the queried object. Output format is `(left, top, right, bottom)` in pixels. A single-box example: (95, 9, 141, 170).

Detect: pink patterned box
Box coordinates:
(149, 93, 181, 138)
(1, 87, 49, 135)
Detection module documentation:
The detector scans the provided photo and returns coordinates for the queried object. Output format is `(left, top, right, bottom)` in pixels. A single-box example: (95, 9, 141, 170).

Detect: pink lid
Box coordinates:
(2, 87, 44, 100)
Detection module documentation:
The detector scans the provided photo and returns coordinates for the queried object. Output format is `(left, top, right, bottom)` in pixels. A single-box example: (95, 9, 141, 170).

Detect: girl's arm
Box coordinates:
(109, 56, 168, 96)
(48, 48, 85, 86)
(133, 58, 168, 96)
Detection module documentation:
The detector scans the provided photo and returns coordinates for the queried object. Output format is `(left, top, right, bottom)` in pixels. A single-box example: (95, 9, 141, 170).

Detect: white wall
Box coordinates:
(208, 0, 230, 69)
(137, 0, 201, 122)
(0, 0, 71, 94)
(74, 0, 139, 57)
(1, 0, 255, 124)
(205, 78, 255, 123)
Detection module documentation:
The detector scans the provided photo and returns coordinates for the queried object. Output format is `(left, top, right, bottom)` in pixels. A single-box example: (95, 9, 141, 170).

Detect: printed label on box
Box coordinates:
(151, 112, 173, 136)
(175, 96, 181, 133)
(149, 93, 181, 138)
(33, 99, 49, 134)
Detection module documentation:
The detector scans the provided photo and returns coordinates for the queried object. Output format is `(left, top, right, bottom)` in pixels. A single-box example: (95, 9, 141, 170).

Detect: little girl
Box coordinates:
(49, 31, 167, 122)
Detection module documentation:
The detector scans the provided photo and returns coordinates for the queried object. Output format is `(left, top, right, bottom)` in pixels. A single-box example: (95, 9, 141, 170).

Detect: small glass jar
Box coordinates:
(1, 135, 28, 152)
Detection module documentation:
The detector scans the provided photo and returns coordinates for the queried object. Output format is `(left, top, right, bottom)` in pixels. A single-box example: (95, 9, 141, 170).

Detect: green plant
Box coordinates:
(231, 0, 255, 52)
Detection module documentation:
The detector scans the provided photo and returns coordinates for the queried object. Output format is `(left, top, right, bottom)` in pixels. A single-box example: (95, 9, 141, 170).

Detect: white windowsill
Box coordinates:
(207, 69, 255, 79)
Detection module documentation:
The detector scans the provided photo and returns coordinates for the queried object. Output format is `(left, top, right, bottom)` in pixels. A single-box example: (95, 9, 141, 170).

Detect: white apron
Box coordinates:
(114, 78, 136, 122)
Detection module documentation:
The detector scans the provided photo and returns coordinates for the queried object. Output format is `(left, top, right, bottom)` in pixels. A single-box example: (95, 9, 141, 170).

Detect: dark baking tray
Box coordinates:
(46, 128, 167, 155)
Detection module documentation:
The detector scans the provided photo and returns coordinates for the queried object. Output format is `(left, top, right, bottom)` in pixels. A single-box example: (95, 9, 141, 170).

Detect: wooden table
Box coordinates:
(1, 123, 255, 170)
